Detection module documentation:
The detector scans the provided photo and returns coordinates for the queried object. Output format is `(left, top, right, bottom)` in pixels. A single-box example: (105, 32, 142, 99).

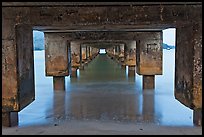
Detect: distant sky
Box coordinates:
(33, 30, 44, 38)
(163, 28, 176, 46)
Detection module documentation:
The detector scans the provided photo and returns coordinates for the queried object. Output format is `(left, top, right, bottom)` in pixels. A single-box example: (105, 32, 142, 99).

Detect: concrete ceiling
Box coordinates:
(2, 2, 201, 7)
(33, 24, 170, 33)
(82, 40, 127, 49)
(3, 2, 183, 48)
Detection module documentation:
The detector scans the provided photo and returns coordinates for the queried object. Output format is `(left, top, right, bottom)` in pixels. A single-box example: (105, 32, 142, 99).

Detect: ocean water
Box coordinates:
(18, 49, 193, 127)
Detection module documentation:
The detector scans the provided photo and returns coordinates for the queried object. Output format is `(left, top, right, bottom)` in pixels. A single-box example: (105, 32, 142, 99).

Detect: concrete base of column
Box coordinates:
(53, 76, 65, 91)
(71, 68, 78, 77)
(2, 112, 18, 127)
(143, 75, 155, 89)
(121, 64, 126, 69)
(193, 108, 202, 126)
(84, 59, 90, 65)
(128, 66, 135, 77)
(79, 64, 84, 70)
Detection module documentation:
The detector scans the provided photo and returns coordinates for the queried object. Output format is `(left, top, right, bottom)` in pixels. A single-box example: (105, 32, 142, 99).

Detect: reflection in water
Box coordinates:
(142, 90, 155, 123)
(19, 50, 193, 127)
(68, 88, 142, 122)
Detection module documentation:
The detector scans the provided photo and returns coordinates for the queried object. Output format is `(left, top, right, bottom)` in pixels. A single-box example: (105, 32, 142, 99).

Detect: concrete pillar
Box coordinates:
(125, 41, 136, 76)
(114, 45, 119, 59)
(91, 47, 98, 58)
(115, 45, 122, 64)
(71, 41, 80, 68)
(143, 75, 155, 89)
(119, 44, 125, 65)
(86, 46, 92, 63)
(193, 109, 202, 126)
(113, 46, 116, 56)
(107, 46, 115, 59)
(45, 33, 71, 91)
(71, 67, 78, 77)
(71, 41, 80, 76)
(121, 43, 127, 68)
(81, 45, 87, 64)
(2, 23, 35, 126)
(88, 46, 91, 60)
(121, 64, 126, 69)
(136, 32, 162, 89)
(89, 46, 93, 60)
(86, 45, 89, 60)
(2, 112, 18, 127)
(175, 23, 202, 126)
(79, 44, 84, 70)
(53, 76, 65, 91)
(128, 66, 135, 77)
(45, 33, 70, 76)
(124, 41, 136, 67)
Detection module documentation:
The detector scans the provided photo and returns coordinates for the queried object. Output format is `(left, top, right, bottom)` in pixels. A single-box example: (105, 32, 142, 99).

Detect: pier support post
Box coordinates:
(53, 76, 65, 91)
(2, 112, 18, 127)
(71, 67, 78, 78)
(45, 33, 71, 91)
(175, 23, 202, 126)
(143, 75, 155, 89)
(136, 32, 163, 89)
(128, 66, 135, 77)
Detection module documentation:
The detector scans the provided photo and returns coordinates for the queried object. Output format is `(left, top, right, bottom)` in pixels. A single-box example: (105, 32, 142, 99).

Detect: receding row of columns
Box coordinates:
(46, 33, 162, 91)
(44, 35, 100, 91)
(106, 32, 162, 89)
(2, 29, 202, 127)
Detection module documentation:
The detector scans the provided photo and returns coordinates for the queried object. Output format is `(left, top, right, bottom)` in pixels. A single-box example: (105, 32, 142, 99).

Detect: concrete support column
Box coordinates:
(143, 75, 155, 89)
(107, 46, 115, 59)
(45, 33, 70, 91)
(128, 66, 135, 77)
(193, 109, 202, 126)
(79, 44, 84, 70)
(121, 64, 126, 69)
(175, 23, 202, 126)
(91, 47, 99, 58)
(114, 45, 119, 59)
(118, 44, 125, 65)
(2, 112, 18, 127)
(89, 46, 93, 60)
(115, 45, 121, 64)
(71, 67, 78, 78)
(136, 32, 163, 89)
(86, 45, 89, 61)
(2, 23, 35, 127)
(71, 41, 80, 67)
(124, 41, 136, 76)
(53, 76, 65, 91)
(81, 45, 87, 66)
(71, 41, 80, 75)
(121, 43, 127, 69)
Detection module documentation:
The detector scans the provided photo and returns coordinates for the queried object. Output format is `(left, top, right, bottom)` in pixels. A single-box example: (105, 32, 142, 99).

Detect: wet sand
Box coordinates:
(2, 50, 202, 135)
(2, 119, 202, 135)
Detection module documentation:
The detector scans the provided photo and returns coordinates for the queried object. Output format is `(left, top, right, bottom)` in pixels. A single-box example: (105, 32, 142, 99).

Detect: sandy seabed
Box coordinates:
(2, 119, 202, 135)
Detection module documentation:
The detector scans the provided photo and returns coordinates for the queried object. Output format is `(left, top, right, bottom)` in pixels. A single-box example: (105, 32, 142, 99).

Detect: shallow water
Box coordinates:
(19, 49, 193, 127)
